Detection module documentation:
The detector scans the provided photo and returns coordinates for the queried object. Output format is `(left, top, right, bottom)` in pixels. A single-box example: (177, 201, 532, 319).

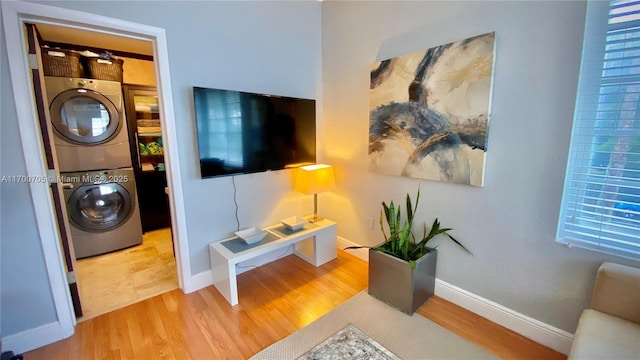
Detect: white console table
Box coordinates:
(209, 219, 337, 306)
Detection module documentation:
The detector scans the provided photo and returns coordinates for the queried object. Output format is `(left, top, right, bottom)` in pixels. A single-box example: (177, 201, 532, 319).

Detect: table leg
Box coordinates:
(313, 224, 337, 266)
(210, 247, 238, 306)
(294, 225, 337, 266)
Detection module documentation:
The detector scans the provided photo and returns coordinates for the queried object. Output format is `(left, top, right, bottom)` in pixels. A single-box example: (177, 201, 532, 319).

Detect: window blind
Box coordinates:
(557, 0, 640, 259)
(194, 90, 244, 167)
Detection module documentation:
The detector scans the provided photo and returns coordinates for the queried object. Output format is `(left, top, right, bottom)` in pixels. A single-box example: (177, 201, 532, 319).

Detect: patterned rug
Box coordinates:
(298, 324, 400, 360)
(251, 291, 498, 360)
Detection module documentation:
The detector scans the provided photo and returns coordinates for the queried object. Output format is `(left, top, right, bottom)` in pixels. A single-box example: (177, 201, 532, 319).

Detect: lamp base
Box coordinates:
(308, 215, 324, 223)
(308, 194, 324, 223)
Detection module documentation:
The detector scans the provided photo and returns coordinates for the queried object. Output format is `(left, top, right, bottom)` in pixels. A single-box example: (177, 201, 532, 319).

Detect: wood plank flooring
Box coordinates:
(27, 250, 566, 359)
(75, 228, 178, 320)
(419, 297, 566, 360)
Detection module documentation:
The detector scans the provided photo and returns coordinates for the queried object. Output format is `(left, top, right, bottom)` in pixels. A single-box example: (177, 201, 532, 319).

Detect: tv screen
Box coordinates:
(193, 87, 316, 178)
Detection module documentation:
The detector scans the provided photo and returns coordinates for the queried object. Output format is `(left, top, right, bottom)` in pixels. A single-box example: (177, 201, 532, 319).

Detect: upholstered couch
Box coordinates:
(569, 262, 640, 359)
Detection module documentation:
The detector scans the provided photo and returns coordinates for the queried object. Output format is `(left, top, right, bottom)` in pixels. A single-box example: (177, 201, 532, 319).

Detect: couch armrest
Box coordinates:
(590, 262, 640, 324)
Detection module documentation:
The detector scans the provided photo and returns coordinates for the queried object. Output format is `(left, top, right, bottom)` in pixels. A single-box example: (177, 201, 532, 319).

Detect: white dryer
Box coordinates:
(45, 77, 132, 172)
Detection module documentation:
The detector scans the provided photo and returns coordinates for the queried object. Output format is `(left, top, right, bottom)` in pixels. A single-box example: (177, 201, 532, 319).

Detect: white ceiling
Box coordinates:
(36, 23, 153, 57)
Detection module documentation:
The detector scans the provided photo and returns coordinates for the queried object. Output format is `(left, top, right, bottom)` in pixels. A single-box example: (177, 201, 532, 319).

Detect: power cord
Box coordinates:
(232, 175, 240, 231)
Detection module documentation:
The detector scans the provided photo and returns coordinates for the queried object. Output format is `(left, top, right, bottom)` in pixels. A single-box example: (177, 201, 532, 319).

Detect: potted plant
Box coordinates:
(347, 189, 471, 314)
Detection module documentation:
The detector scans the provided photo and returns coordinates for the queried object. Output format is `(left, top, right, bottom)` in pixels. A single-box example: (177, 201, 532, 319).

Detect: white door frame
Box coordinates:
(2, 0, 192, 344)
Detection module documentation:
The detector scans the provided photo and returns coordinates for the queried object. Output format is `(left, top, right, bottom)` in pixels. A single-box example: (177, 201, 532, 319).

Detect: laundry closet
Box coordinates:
(34, 23, 177, 320)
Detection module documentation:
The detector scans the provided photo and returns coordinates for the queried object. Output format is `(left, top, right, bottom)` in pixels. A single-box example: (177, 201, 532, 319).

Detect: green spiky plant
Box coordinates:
(348, 189, 471, 267)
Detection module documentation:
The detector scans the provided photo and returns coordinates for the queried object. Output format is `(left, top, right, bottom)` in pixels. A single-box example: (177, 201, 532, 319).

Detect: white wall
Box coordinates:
(321, 0, 640, 333)
(1, 0, 321, 340)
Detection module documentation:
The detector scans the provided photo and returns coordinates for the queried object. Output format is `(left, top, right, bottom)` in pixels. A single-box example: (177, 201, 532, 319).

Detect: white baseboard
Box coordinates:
(339, 236, 574, 355)
(2, 321, 66, 354)
(434, 279, 574, 355)
(338, 236, 369, 262)
(185, 269, 213, 293)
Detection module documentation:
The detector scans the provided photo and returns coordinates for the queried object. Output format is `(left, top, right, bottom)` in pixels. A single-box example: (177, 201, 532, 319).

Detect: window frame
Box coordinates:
(557, 0, 640, 261)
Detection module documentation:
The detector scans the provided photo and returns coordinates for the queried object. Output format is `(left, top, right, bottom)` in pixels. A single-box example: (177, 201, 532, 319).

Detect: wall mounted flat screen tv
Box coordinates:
(193, 87, 316, 178)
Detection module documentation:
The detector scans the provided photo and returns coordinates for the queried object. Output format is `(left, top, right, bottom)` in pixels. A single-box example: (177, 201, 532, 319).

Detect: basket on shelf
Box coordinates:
(85, 57, 124, 83)
(41, 48, 84, 78)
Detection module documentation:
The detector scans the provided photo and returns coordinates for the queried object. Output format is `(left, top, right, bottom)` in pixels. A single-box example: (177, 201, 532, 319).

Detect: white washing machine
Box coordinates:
(45, 77, 132, 172)
(62, 167, 142, 259)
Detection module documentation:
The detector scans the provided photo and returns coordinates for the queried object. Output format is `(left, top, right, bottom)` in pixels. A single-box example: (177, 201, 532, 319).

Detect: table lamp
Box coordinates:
(294, 164, 335, 223)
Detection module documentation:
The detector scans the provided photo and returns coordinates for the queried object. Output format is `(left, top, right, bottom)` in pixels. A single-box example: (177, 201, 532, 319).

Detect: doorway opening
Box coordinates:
(36, 23, 177, 321)
(35, 24, 178, 321)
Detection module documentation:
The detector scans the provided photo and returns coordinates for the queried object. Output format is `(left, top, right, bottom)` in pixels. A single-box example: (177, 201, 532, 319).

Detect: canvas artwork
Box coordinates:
(369, 32, 496, 187)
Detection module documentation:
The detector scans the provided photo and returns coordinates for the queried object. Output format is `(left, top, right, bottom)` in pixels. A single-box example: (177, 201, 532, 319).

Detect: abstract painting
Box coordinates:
(369, 32, 496, 186)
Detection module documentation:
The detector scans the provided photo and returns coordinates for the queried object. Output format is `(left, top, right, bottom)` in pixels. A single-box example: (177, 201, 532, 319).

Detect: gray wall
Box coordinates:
(1, 0, 320, 338)
(1, 20, 58, 335)
(320, 0, 640, 333)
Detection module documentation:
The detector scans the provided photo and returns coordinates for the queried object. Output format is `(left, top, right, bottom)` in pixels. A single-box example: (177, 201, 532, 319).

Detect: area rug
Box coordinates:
(251, 292, 498, 360)
(298, 324, 400, 360)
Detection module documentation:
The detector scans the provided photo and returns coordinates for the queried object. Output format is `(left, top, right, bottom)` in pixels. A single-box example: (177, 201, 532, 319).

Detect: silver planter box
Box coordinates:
(368, 248, 437, 315)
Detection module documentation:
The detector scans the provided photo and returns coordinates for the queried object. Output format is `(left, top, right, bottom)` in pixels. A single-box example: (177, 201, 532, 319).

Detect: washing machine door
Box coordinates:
(67, 183, 133, 232)
(49, 89, 121, 145)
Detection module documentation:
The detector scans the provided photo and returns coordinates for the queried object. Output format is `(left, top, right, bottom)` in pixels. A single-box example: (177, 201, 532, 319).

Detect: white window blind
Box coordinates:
(557, 0, 640, 260)
(194, 90, 244, 168)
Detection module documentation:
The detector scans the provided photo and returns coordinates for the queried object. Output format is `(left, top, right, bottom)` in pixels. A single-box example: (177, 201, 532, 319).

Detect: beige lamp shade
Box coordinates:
(294, 164, 335, 195)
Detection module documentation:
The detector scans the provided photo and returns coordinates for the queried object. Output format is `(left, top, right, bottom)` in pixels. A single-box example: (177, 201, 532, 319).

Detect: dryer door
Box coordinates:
(49, 89, 121, 145)
(68, 182, 133, 232)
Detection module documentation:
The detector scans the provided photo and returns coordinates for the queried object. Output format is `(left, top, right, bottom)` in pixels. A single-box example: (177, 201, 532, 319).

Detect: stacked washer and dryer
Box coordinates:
(45, 77, 143, 259)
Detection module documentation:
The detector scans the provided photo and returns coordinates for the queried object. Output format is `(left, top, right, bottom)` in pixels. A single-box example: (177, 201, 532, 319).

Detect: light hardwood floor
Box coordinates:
(75, 227, 178, 320)
(28, 250, 566, 359)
